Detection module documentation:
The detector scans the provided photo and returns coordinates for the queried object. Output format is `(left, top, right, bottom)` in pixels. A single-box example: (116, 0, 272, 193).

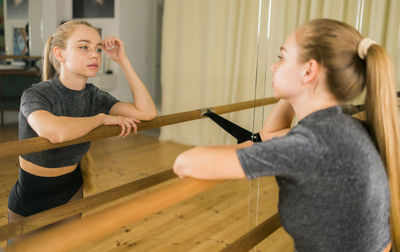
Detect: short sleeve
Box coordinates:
(237, 130, 313, 180)
(20, 88, 52, 119)
(91, 85, 120, 115)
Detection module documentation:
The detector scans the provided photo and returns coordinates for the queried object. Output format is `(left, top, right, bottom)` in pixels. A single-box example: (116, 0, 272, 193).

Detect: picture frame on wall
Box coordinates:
(73, 0, 115, 18)
(6, 0, 28, 20)
(13, 26, 28, 58)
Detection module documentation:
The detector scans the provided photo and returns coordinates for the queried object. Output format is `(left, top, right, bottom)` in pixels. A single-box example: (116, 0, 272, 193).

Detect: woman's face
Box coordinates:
(270, 32, 305, 100)
(58, 25, 103, 78)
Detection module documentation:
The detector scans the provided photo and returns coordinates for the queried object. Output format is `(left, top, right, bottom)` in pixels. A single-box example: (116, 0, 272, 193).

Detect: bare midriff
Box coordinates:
(19, 157, 78, 177)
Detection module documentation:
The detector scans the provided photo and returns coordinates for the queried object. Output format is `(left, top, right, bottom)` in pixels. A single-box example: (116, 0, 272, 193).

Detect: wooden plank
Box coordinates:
(5, 178, 225, 252)
(255, 227, 294, 252)
(0, 70, 40, 76)
(220, 213, 282, 252)
(214, 97, 278, 115)
(0, 97, 278, 159)
(0, 55, 41, 60)
(0, 169, 177, 241)
(73, 179, 270, 252)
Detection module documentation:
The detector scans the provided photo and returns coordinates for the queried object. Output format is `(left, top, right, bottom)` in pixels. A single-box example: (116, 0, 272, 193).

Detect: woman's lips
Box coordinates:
(87, 64, 98, 69)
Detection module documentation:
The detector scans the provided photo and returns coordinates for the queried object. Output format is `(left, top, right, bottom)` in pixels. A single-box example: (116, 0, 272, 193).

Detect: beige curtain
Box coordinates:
(160, 0, 260, 146)
(160, 0, 400, 146)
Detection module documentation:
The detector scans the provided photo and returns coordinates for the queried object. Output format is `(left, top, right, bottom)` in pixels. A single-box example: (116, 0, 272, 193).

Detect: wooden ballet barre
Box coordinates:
(0, 169, 177, 241)
(221, 213, 281, 251)
(5, 178, 225, 252)
(0, 97, 278, 159)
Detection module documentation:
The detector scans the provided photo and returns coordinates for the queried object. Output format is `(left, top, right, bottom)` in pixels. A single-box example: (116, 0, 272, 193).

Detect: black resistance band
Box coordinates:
(203, 110, 261, 144)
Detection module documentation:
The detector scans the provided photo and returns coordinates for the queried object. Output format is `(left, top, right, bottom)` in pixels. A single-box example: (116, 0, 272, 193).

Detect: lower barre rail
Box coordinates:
(221, 213, 282, 252)
(5, 178, 225, 252)
(0, 169, 177, 241)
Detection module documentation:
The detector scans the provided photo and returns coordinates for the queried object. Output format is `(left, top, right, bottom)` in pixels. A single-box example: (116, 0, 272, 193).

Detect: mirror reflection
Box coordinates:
(0, 0, 262, 249)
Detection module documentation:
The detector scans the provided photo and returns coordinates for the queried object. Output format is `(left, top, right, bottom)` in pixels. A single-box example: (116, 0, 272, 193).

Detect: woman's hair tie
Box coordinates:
(357, 38, 377, 60)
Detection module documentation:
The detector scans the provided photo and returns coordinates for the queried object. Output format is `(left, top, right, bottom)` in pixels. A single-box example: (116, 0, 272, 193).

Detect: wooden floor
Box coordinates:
(0, 123, 294, 251)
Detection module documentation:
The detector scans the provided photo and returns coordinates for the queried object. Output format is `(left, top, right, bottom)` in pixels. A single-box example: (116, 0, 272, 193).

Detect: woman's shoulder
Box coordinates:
(298, 107, 375, 152)
(299, 106, 364, 131)
(25, 79, 54, 94)
(21, 79, 53, 98)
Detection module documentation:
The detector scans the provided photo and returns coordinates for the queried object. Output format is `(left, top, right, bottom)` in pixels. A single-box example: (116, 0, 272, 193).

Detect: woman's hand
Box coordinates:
(102, 36, 127, 63)
(103, 114, 140, 138)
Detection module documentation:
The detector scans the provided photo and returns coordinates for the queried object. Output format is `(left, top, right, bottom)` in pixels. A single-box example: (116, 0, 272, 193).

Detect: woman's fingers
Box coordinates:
(104, 115, 139, 137)
(121, 118, 138, 137)
(131, 120, 138, 134)
(118, 120, 126, 138)
(107, 40, 115, 50)
(103, 36, 121, 50)
(124, 120, 132, 137)
(126, 118, 137, 136)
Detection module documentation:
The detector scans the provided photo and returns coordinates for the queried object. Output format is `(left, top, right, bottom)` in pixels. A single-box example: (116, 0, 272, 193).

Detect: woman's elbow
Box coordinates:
(145, 109, 157, 120)
(173, 154, 192, 178)
(135, 108, 157, 121)
(36, 129, 67, 144)
(49, 131, 69, 144)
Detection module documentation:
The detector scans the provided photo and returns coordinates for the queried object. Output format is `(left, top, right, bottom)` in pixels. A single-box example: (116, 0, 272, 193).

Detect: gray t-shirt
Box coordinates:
(237, 106, 390, 252)
(19, 77, 119, 167)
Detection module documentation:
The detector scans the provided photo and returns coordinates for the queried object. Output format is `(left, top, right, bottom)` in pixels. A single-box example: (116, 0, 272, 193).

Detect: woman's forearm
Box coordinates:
(173, 146, 246, 180)
(260, 99, 294, 140)
(29, 111, 106, 143)
(118, 58, 157, 119)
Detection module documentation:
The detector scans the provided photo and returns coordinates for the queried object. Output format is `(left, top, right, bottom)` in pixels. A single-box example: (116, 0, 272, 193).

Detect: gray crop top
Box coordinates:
(19, 77, 119, 168)
(237, 106, 390, 252)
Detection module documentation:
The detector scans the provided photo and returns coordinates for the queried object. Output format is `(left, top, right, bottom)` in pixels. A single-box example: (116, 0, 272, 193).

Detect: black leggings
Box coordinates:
(8, 165, 83, 217)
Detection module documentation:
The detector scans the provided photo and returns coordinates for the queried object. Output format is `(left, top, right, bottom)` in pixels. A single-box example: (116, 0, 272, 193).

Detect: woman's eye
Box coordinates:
(277, 55, 283, 60)
(80, 46, 88, 50)
(96, 48, 103, 53)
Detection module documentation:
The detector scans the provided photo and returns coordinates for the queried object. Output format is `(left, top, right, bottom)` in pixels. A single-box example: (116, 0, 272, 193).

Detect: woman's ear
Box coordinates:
(301, 59, 319, 84)
(53, 46, 64, 63)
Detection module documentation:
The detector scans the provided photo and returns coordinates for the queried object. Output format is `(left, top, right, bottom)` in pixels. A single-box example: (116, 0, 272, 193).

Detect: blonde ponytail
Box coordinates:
(79, 149, 96, 193)
(365, 44, 400, 251)
(42, 36, 57, 81)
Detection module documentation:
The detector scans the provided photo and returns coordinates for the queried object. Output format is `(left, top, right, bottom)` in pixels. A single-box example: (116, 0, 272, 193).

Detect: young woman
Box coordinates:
(8, 19, 157, 242)
(174, 19, 399, 252)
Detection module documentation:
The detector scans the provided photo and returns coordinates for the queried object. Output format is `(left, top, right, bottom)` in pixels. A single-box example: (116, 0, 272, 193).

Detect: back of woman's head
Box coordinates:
(297, 18, 400, 250)
(42, 19, 99, 81)
(296, 19, 366, 102)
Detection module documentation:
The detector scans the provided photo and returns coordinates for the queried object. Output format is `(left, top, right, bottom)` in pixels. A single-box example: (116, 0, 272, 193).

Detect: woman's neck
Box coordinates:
(59, 72, 87, 91)
(290, 92, 339, 121)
